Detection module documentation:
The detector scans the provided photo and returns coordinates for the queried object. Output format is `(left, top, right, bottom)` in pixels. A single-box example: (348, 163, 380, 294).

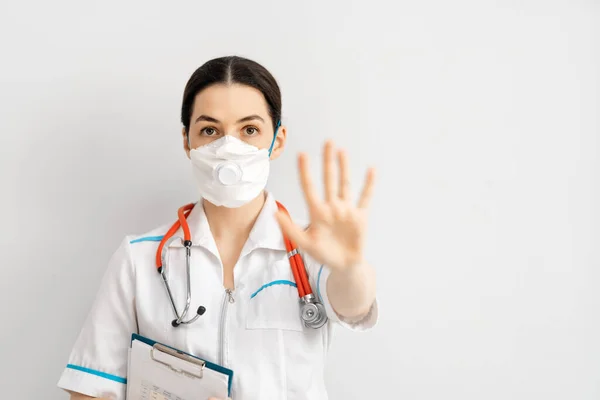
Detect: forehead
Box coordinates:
(192, 83, 270, 119)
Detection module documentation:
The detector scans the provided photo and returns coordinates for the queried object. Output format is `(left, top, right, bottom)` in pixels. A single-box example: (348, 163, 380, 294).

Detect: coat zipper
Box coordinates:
(219, 288, 235, 366)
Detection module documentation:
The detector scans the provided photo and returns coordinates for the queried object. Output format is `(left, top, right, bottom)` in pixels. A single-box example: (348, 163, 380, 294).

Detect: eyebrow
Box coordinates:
(237, 115, 265, 123)
(194, 115, 220, 124)
(194, 114, 265, 124)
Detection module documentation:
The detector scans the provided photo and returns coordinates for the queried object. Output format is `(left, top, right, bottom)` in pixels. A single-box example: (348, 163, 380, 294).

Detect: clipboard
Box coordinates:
(126, 333, 233, 400)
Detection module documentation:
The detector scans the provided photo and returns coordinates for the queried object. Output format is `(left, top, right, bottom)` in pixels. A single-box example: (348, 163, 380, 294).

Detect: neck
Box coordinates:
(202, 191, 267, 241)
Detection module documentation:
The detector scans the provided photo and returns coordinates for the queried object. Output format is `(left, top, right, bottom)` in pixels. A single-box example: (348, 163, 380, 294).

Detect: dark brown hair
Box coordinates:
(181, 56, 282, 135)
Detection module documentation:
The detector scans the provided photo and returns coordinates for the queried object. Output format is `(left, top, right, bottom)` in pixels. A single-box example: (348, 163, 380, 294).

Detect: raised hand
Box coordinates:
(275, 140, 375, 271)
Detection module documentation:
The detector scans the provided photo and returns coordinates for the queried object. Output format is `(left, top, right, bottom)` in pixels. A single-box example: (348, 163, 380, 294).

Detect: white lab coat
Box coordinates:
(57, 193, 378, 400)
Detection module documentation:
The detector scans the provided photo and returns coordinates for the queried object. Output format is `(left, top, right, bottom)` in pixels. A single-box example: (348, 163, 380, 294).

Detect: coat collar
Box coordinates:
(167, 192, 287, 257)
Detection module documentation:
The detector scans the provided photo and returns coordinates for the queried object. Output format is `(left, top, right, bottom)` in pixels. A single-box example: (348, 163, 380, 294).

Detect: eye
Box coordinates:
(201, 127, 217, 136)
(244, 126, 259, 136)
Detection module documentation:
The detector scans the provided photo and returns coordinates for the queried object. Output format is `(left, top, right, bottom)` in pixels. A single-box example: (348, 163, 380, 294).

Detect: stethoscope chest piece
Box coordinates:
(299, 294, 328, 329)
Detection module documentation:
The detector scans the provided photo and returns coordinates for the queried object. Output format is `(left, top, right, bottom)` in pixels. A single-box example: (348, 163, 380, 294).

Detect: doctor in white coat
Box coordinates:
(58, 55, 378, 400)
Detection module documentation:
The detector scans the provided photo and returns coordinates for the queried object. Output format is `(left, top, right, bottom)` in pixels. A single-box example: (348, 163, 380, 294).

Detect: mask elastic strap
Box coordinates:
(268, 120, 281, 157)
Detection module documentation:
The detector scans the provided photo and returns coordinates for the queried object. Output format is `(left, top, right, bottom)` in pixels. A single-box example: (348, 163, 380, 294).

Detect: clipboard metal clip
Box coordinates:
(151, 343, 206, 379)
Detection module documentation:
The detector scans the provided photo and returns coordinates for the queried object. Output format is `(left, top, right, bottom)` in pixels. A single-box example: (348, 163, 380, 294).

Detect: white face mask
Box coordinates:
(189, 136, 271, 208)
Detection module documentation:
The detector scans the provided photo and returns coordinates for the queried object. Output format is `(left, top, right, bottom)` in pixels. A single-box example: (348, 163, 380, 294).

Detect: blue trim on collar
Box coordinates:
(130, 235, 164, 244)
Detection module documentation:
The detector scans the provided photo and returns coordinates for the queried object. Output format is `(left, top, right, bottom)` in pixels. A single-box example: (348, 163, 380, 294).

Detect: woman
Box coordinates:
(58, 56, 378, 400)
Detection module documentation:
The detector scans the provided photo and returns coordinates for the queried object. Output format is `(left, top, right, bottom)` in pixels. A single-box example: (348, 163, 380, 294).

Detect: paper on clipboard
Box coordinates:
(126, 334, 232, 400)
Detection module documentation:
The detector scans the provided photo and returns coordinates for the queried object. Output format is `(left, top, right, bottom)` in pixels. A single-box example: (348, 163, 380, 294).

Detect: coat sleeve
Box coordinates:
(301, 251, 379, 332)
(57, 236, 138, 400)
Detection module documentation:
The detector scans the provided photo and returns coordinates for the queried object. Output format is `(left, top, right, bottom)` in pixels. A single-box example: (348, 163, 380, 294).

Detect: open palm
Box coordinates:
(276, 141, 376, 271)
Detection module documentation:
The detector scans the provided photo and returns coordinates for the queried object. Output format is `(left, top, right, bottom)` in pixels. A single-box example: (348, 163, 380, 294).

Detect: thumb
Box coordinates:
(274, 210, 312, 251)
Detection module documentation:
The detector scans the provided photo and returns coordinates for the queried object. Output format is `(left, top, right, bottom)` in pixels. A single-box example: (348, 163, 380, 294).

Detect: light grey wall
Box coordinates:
(0, 0, 598, 399)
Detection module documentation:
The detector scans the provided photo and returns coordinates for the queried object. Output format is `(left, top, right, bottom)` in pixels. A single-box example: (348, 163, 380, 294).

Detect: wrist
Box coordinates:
(331, 259, 370, 281)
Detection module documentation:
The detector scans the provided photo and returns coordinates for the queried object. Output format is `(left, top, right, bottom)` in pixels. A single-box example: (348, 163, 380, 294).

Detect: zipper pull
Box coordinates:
(226, 288, 235, 304)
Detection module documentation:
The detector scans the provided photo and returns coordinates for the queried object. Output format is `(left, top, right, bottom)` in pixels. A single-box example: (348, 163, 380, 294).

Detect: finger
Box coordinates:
(323, 140, 337, 202)
(275, 210, 313, 251)
(338, 149, 350, 201)
(357, 167, 376, 209)
(298, 153, 321, 209)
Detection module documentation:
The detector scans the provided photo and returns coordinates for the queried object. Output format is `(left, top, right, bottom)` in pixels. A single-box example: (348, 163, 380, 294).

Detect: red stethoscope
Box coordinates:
(155, 201, 328, 329)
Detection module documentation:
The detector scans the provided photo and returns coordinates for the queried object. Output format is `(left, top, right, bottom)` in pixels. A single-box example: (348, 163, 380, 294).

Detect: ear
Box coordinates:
(269, 125, 287, 160)
(182, 127, 191, 159)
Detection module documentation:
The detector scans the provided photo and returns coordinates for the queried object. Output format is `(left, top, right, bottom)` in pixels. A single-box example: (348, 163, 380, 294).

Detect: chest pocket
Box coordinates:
(246, 259, 305, 332)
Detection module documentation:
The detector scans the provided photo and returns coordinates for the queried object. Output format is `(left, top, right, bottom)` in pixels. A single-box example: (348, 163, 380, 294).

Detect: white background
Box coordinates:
(0, 0, 598, 399)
